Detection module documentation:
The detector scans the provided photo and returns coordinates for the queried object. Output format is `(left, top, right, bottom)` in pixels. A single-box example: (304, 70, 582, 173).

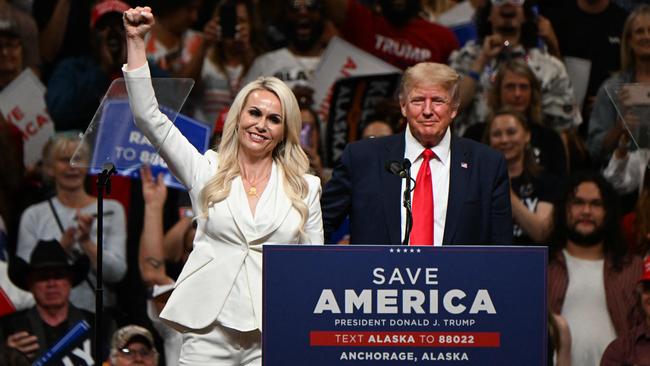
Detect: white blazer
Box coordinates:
(124, 64, 324, 332)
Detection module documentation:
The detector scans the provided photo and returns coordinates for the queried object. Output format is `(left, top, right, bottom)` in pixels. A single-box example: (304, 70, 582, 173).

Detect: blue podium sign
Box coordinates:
(89, 100, 210, 190)
(263, 245, 547, 365)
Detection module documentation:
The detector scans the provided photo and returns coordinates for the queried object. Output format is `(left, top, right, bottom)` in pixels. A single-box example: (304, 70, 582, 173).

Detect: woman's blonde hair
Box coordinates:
(41, 131, 90, 185)
(199, 76, 310, 236)
(621, 5, 650, 72)
(42, 131, 89, 168)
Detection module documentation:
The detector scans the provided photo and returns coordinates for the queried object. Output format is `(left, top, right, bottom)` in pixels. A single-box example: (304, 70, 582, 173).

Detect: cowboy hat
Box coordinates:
(8, 239, 89, 291)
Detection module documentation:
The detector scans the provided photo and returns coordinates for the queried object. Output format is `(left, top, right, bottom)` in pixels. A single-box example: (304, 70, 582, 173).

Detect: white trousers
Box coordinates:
(179, 323, 261, 365)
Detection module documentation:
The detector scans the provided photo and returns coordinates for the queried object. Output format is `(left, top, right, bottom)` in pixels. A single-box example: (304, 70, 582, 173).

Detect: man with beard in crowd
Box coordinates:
(548, 171, 644, 366)
(324, 0, 458, 69)
(243, 0, 326, 87)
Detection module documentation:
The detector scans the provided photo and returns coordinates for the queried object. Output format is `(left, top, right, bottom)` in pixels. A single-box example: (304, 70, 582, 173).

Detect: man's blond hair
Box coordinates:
(399, 62, 461, 108)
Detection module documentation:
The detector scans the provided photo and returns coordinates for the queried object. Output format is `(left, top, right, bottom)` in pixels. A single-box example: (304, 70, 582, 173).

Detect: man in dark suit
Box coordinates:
(322, 62, 513, 245)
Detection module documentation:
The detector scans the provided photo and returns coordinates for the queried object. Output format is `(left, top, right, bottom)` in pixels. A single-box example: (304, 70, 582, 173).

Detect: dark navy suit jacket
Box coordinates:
(321, 133, 513, 245)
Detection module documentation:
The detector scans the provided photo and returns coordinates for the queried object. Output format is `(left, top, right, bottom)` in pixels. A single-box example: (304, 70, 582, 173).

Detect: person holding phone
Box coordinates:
(194, 0, 266, 126)
(123, 6, 323, 365)
(142, 0, 203, 78)
(448, 0, 579, 136)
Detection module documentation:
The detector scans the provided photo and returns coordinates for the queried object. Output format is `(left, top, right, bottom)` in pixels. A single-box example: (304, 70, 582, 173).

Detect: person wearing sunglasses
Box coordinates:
(449, 0, 580, 137)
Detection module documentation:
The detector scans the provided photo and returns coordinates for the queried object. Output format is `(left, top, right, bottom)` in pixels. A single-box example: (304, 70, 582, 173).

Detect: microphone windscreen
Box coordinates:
(384, 161, 403, 176)
(402, 158, 411, 169)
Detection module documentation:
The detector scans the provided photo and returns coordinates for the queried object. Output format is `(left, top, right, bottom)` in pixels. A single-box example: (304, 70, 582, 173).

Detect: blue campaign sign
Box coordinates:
(90, 100, 210, 190)
(263, 245, 547, 365)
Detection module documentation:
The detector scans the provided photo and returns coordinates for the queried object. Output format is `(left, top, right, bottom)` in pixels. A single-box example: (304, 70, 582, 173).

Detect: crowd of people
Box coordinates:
(0, 0, 649, 365)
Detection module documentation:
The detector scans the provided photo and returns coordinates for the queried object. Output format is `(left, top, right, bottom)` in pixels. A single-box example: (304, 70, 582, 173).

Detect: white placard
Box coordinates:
(0, 69, 54, 166)
(311, 37, 400, 122)
(564, 56, 591, 109)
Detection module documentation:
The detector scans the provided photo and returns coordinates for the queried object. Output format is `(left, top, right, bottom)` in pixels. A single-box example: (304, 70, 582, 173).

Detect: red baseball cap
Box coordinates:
(90, 0, 131, 29)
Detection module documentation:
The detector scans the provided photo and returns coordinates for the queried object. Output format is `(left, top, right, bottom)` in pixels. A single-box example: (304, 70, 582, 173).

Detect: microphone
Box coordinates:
(402, 158, 411, 171)
(385, 160, 410, 178)
(384, 158, 414, 245)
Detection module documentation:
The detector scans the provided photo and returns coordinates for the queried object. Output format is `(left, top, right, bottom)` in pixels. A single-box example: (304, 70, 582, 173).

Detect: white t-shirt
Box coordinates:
(561, 250, 617, 366)
(243, 47, 320, 88)
(16, 197, 127, 312)
(194, 60, 243, 126)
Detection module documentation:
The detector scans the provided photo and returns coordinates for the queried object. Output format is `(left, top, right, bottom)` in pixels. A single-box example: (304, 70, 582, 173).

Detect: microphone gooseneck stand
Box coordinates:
(401, 159, 413, 246)
(95, 163, 117, 364)
(385, 159, 415, 246)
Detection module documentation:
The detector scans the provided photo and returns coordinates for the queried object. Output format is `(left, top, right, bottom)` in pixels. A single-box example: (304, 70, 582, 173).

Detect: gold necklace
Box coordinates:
(242, 168, 271, 197)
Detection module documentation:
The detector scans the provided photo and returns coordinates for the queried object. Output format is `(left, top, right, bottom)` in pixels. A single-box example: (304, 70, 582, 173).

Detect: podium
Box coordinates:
(263, 245, 547, 365)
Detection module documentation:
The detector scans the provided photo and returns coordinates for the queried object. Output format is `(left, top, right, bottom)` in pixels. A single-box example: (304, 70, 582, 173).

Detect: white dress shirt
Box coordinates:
(400, 125, 451, 246)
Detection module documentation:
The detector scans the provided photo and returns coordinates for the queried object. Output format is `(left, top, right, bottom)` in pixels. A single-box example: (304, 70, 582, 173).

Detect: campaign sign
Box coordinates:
(326, 73, 401, 165)
(90, 100, 210, 190)
(263, 245, 547, 365)
(311, 37, 400, 124)
(0, 69, 54, 166)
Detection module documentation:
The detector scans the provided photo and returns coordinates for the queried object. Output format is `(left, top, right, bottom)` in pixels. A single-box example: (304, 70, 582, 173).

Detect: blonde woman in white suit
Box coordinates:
(122, 7, 323, 365)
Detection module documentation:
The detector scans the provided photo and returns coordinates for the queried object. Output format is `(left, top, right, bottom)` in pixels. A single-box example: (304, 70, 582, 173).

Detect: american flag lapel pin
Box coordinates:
(461, 162, 468, 169)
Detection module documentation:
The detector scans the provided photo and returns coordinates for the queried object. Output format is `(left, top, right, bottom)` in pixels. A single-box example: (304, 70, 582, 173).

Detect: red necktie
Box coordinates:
(410, 149, 434, 245)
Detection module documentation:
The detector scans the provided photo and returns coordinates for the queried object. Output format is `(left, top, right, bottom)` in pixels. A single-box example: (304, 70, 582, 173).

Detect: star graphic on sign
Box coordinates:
(396, 248, 401, 253)
(416, 248, 421, 253)
(410, 249, 415, 253)
(390, 248, 394, 253)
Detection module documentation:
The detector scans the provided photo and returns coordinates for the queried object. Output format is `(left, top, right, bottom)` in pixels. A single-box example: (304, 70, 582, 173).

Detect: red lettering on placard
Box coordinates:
(36, 114, 49, 128)
(24, 121, 38, 136)
(9, 106, 24, 123)
(340, 57, 357, 78)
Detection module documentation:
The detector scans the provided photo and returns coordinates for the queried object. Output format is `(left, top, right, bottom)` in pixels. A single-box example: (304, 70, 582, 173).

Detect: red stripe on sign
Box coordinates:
(0, 287, 16, 317)
(310, 331, 500, 347)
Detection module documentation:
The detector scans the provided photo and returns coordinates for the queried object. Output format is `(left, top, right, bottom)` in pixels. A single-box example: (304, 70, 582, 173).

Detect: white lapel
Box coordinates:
(226, 162, 293, 244)
(227, 175, 257, 244)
